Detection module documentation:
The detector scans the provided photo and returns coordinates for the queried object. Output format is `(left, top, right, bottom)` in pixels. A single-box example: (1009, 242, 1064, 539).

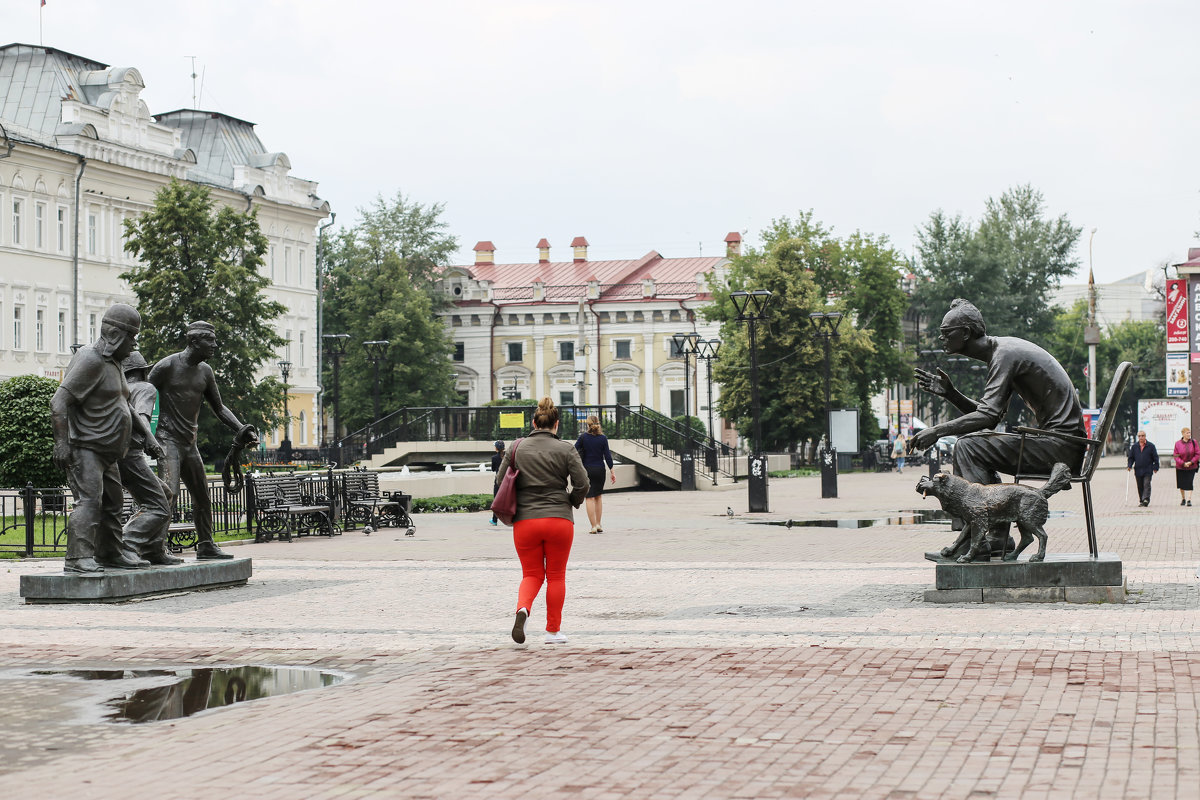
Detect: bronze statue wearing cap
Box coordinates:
(909, 299, 1087, 560)
(51, 304, 166, 574)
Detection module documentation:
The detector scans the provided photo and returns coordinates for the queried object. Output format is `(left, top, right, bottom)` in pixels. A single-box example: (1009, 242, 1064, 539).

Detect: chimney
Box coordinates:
(571, 236, 589, 263)
(537, 238, 551, 264)
(724, 231, 743, 257)
(473, 241, 495, 265)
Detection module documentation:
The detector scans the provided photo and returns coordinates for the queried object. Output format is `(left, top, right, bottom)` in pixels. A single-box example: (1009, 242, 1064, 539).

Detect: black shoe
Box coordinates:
(145, 549, 185, 566)
(512, 609, 528, 644)
(96, 554, 150, 569)
(1183, 500, 1187, 506)
(64, 557, 104, 575)
(196, 543, 234, 560)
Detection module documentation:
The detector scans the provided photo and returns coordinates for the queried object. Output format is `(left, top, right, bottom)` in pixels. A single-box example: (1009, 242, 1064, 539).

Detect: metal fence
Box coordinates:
(0, 478, 251, 557)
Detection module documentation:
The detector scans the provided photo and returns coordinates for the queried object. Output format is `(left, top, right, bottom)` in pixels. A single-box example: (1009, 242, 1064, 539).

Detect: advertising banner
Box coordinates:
(1138, 399, 1191, 457)
(1167, 278, 1189, 350)
(1167, 352, 1190, 398)
(1190, 277, 1200, 362)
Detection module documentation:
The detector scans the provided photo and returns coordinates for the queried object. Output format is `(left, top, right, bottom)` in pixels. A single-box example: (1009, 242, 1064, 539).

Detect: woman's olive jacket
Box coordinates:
(496, 428, 589, 523)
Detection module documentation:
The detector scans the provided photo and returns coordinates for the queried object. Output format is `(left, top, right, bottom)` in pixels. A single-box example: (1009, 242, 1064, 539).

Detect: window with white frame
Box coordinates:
(270, 246, 276, 281)
(88, 312, 97, 343)
(453, 342, 464, 362)
(298, 331, 305, 367)
(284, 247, 291, 284)
(0, 301, 4, 347)
(12, 198, 23, 244)
(615, 390, 631, 406)
(559, 391, 575, 406)
(615, 339, 632, 359)
(507, 342, 523, 362)
(57, 207, 66, 251)
(57, 310, 66, 352)
(87, 211, 97, 254)
(299, 410, 308, 445)
(35, 203, 45, 249)
(285, 329, 292, 362)
(35, 309, 44, 351)
(558, 341, 574, 361)
(299, 250, 306, 287)
(13, 306, 24, 350)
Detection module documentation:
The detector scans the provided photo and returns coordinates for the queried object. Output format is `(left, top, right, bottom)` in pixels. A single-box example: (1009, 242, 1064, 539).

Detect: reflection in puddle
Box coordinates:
(749, 508, 1073, 529)
(29, 666, 344, 724)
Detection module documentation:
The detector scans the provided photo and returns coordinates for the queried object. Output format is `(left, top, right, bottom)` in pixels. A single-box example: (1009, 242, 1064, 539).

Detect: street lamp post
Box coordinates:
(697, 338, 722, 485)
(363, 340, 390, 424)
(730, 290, 773, 512)
(671, 332, 702, 491)
(321, 333, 350, 458)
(278, 359, 293, 461)
(808, 312, 843, 499)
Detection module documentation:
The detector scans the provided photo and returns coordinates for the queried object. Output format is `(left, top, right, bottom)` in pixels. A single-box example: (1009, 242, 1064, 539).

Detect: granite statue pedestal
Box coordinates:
(924, 552, 1125, 604)
(20, 558, 252, 604)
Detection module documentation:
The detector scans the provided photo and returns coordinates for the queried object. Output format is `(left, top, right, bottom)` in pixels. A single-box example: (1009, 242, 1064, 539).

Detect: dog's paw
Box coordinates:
(1002, 553, 1018, 562)
(940, 546, 956, 558)
(1029, 554, 1045, 563)
(956, 553, 974, 564)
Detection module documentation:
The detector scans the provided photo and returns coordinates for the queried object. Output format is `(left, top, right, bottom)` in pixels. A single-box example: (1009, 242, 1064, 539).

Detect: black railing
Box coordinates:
(332, 404, 738, 483)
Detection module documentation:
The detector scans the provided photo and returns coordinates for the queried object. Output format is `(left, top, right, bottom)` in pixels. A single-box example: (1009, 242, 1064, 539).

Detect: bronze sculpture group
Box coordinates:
(52, 306, 258, 575)
(909, 298, 1087, 563)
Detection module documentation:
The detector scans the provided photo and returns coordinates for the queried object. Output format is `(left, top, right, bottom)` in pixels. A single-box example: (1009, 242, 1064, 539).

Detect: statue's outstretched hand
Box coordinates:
(914, 367, 953, 398)
(145, 438, 165, 461)
(909, 427, 939, 453)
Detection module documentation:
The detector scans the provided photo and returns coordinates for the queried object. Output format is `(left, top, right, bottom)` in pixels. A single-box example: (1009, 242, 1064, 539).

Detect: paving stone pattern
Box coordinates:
(0, 465, 1197, 799)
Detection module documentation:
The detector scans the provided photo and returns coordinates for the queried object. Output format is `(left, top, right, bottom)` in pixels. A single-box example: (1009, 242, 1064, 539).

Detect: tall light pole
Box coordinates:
(363, 340, 390, 424)
(1086, 228, 1100, 410)
(697, 337, 722, 485)
(671, 331, 702, 491)
(809, 311, 843, 499)
(278, 359, 293, 460)
(730, 290, 773, 512)
(322, 333, 349, 451)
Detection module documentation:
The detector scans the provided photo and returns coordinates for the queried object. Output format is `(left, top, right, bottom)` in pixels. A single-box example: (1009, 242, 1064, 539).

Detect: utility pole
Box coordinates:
(1086, 228, 1100, 409)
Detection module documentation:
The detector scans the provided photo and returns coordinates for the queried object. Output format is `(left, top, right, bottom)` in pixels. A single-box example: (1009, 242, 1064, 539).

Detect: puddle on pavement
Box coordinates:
(26, 665, 344, 724)
(748, 508, 1073, 529)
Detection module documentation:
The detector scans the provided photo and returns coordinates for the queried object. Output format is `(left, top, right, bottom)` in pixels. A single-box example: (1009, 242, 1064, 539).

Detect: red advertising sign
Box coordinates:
(1167, 278, 1188, 349)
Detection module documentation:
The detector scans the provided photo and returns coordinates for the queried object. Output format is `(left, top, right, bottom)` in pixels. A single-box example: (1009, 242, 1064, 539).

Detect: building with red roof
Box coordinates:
(437, 233, 743, 438)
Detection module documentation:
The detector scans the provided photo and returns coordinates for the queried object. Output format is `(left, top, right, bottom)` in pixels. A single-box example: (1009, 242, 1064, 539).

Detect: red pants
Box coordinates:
(513, 517, 574, 632)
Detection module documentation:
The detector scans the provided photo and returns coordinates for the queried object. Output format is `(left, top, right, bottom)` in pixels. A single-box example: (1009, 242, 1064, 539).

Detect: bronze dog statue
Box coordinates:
(916, 464, 1072, 563)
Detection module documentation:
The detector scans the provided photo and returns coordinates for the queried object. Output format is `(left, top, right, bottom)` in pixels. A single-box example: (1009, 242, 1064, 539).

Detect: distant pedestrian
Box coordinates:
(490, 440, 505, 525)
(1127, 430, 1159, 507)
(892, 434, 907, 474)
(575, 415, 615, 534)
(1174, 427, 1198, 507)
(500, 398, 588, 645)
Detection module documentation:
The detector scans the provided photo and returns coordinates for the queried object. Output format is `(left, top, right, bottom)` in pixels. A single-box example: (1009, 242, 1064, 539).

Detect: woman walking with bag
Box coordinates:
(1174, 427, 1198, 507)
(575, 414, 615, 534)
(498, 398, 589, 645)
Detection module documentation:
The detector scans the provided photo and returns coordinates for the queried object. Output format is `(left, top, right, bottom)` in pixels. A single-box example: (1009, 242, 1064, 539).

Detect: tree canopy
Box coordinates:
(0, 375, 64, 488)
(321, 192, 460, 434)
(707, 211, 909, 451)
(122, 179, 287, 460)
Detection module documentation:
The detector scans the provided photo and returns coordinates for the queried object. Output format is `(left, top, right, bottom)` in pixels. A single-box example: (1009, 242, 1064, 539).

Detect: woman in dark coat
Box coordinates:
(575, 415, 615, 534)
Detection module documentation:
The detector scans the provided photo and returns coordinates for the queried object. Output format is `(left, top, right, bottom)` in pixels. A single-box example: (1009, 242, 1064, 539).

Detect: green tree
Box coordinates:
(707, 211, 903, 451)
(912, 184, 1081, 341)
(322, 192, 459, 433)
(122, 179, 287, 460)
(0, 375, 65, 488)
(1098, 319, 1166, 437)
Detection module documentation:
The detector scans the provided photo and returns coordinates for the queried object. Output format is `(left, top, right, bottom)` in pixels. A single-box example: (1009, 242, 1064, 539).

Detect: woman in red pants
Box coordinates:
(499, 397, 589, 644)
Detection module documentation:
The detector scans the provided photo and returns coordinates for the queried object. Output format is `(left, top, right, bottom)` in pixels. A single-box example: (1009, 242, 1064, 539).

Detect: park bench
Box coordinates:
(248, 472, 338, 542)
(119, 493, 199, 554)
(341, 470, 415, 536)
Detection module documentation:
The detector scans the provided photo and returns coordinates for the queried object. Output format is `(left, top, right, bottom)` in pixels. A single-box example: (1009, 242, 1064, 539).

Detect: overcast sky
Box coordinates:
(8, 1, 1200, 283)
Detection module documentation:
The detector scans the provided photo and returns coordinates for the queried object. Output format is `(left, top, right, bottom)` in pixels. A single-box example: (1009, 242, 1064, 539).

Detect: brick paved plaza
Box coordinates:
(1, 464, 1197, 799)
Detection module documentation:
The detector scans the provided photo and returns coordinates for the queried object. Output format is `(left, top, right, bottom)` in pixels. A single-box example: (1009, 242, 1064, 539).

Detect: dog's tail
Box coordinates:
(1039, 462, 1073, 499)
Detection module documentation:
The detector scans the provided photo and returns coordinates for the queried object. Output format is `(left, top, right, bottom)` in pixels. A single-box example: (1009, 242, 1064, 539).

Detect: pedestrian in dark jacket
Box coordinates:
(1127, 430, 1159, 507)
(575, 415, 615, 534)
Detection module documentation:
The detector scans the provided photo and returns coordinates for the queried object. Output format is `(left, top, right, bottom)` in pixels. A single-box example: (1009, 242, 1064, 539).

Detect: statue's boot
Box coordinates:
(145, 545, 184, 566)
(196, 541, 234, 560)
(65, 557, 104, 575)
(97, 553, 150, 569)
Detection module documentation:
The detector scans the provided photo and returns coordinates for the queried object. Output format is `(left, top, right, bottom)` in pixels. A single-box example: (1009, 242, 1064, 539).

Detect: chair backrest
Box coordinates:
(1080, 361, 1133, 480)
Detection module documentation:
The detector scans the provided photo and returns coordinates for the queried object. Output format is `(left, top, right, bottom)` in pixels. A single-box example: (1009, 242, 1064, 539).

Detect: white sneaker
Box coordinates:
(544, 631, 568, 644)
(511, 609, 528, 644)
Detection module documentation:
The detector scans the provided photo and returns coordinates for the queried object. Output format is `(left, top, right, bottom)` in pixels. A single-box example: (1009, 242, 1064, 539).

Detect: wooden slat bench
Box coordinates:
(248, 472, 338, 542)
(341, 470, 415, 536)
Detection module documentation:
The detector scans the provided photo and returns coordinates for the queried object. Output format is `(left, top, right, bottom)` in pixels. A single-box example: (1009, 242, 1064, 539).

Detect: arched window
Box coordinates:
(298, 411, 308, 445)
